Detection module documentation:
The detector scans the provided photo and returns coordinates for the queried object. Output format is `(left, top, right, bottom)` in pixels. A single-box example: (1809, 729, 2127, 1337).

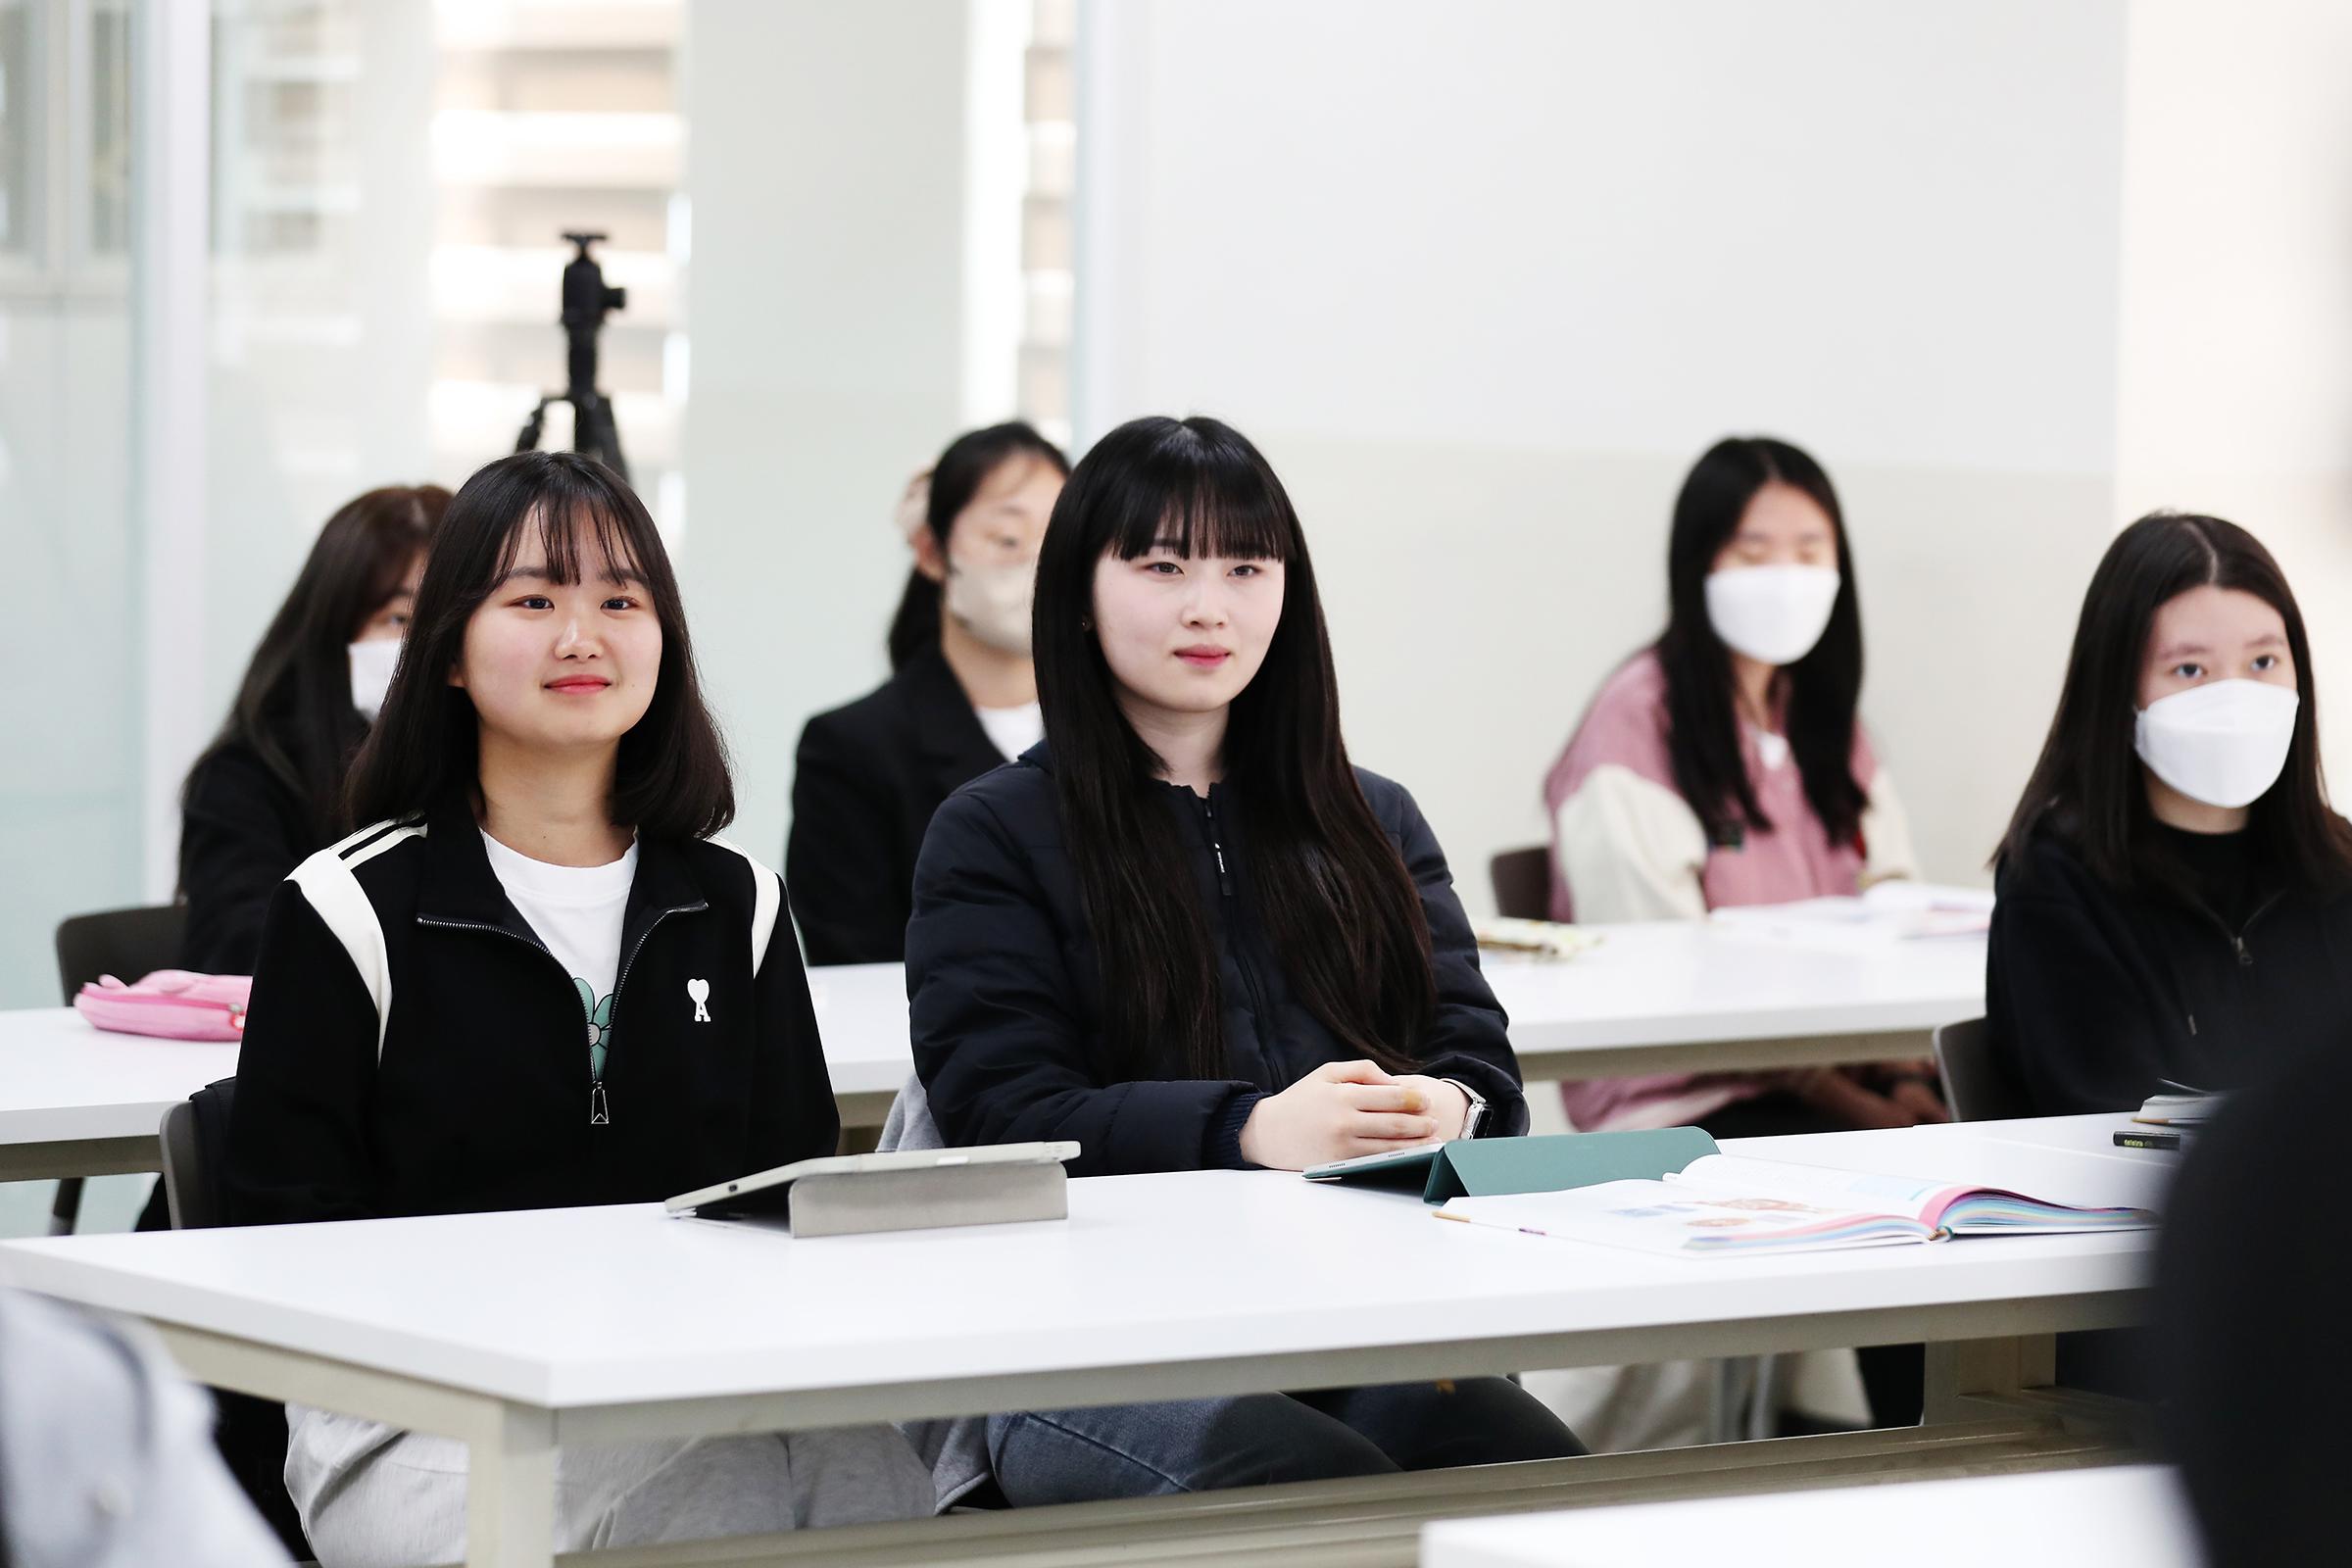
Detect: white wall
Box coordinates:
(1076, 0, 2131, 906)
(2114, 0, 2352, 791)
(684, 0, 1010, 869)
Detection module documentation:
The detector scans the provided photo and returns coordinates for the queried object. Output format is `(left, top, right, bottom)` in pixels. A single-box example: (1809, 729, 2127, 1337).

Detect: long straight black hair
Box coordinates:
(347, 452, 735, 839)
(1654, 436, 1868, 847)
(184, 484, 449, 843)
(886, 421, 1069, 669)
(1997, 512, 2352, 896)
(1032, 415, 1437, 1080)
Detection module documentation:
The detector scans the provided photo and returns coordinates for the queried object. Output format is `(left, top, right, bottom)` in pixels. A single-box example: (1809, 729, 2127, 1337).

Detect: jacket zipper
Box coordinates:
(417, 906, 701, 1125)
(598, 906, 699, 1123)
(1195, 795, 1276, 1047)
(2177, 888, 2287, 1039)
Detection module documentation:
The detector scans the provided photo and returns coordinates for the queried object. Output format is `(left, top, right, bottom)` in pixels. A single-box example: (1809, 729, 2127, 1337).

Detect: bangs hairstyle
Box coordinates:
(886, 420, 1068, 669)
(1033, 415, 1437, 1081)
(1654, 435, 1868, 848)
(184, 483, 448, 844)
(347, 451, 734, 839)
(1998, 512, 2352, 896)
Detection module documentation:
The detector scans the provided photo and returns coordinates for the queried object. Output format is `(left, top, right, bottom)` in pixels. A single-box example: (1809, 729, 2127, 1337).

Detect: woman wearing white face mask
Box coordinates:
(788, 422, 1068, 964)
(1536, 437, 1932, 1453)
(178, 484, 445, 973)
(1544, 437, 1933, 1137)
(1990, 512, 2352, 1115)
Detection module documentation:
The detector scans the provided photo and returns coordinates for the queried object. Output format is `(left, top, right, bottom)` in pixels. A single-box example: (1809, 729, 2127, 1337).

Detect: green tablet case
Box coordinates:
(1304, 1127, 1721, 1203)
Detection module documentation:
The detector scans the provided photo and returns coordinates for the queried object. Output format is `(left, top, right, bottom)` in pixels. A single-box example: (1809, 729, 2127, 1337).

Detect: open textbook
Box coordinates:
(1435, 1152, 2154, 1258)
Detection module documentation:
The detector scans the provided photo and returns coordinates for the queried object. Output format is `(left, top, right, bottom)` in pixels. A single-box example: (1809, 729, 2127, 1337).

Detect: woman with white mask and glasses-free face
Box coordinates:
(1544, 437, 1937, 1141)
(178, 484, 449, 973)
(1536, 437, 1935, 1453)
(1990, 512, 2352, 1116)
(788, 422, 1068, 964)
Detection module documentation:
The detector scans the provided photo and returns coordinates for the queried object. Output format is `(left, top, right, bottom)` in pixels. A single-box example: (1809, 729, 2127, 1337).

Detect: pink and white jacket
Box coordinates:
(1543, 651, 1916, 1131)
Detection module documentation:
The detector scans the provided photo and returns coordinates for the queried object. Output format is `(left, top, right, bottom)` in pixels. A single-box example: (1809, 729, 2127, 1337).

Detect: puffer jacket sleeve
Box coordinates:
(1374, 776, 1530, 1136)
(906, 785, 1256, 1176)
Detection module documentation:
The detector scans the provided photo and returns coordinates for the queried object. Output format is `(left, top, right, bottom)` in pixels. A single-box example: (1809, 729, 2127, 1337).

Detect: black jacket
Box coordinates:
(225, 798, 836, 1224)
(906, 749, 1528, 1177)
(787, 646, 1007, 965)
(179, 737, 336, 974)
(1987, 829, 2352, 1114)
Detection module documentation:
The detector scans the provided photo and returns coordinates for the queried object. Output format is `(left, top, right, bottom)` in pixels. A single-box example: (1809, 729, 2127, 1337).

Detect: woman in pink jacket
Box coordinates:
(1538, 435, 1941, 1446)
(1544, 435, 1942, 1137)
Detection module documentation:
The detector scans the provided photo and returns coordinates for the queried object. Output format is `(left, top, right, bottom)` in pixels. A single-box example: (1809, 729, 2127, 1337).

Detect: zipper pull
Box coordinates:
(2234, 938, 2253, 968)
(590, 1082, 611, 1126)
(1202, 803, 1235, 896)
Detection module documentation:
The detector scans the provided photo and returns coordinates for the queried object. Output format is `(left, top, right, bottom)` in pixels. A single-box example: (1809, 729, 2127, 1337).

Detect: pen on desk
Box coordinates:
(2114, 1128, 2184, 1152)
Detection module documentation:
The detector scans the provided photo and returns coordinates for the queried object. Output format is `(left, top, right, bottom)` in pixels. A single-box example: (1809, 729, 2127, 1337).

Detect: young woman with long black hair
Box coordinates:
(1537, 437, 1934, 1451)
(1544, 437, 1938, 1138)
(905, 415, 1579, 1503)
(1990, 512, 2352, 1113)
(226, 452, 930, 1564)
(179, 484, 449, 972)
(787, 422, 1067, 963)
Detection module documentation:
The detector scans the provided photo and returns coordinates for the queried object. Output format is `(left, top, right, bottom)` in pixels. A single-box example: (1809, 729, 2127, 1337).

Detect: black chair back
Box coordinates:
(55, 903, 188, 1001)
(1934, 1017, 2035, 1121)
(1489, 846, 1554, 921)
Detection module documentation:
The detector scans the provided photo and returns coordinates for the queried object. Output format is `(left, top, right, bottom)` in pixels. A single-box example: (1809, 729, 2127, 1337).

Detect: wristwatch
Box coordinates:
(1442, 1078, 1488, 1139)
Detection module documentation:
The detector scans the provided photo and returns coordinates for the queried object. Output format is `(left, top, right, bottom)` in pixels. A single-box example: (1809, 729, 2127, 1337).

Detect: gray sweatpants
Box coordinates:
(286, 1405, 936, 1567)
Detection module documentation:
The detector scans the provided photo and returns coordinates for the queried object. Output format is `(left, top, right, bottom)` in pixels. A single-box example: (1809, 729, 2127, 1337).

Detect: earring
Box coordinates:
(1080, 616, 1093, 631)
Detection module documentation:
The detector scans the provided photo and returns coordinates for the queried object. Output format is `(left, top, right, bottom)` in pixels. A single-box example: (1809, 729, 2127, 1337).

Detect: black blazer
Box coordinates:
(1987, 828, 2352, 1114)
(787, 646, 1006, 965)
(179, 736, 335, 974)
(906, 747, 1529, 1178)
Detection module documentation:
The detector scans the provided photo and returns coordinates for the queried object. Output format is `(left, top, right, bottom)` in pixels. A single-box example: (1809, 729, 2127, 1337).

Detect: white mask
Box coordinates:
(348, 637, 402, 722)
(1704, 564, 1842, 665)
(944, 557, 1035, 655)
(2134, 679, 2299, 809)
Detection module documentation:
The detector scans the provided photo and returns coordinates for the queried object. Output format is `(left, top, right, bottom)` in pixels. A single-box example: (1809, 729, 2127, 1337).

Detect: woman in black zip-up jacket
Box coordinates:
(906, 416, 1577, 1505)
(1989, 513, 2352, 1116)
(226, 453, 930, 1565)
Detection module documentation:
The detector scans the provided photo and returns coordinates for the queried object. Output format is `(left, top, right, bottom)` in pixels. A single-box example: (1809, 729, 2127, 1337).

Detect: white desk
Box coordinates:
(1422, 1463, 2194, 1567)
(810, 922, 1989, 1120)
(0, 1119, 2149, 1568)
(0, 1008, 236, 1184)
(1484, 921, 1984, 1079)
(806, 961, 917, 1126)
(0, 925, 1984, 1189)
(0, 966, 917, 1187)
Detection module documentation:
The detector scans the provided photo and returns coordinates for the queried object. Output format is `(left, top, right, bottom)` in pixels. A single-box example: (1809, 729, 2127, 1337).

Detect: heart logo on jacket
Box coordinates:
(686, 977, 711, 1023)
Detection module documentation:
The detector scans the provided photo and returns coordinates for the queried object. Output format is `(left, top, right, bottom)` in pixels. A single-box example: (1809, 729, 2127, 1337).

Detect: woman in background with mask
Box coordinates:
(1537, 438, 1932, 1450)
(1990, 512, 2352, 1114)
(788, 422, 1068, 964)
(178, 484, 447, 972)
(1543, 436, 1936, 1138)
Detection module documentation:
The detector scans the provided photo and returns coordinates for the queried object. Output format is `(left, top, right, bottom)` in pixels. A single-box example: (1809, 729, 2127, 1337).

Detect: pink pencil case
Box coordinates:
(74, 971, 252, 1041)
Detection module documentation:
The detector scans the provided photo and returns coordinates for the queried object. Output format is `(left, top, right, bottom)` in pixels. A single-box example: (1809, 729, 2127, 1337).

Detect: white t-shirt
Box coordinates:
(480, 830, 637, 1083)
(976, 700, 1045, 762)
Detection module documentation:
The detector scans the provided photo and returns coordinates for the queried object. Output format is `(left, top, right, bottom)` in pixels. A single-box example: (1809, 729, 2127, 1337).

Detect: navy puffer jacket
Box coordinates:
(906, 745, 1528, 1176)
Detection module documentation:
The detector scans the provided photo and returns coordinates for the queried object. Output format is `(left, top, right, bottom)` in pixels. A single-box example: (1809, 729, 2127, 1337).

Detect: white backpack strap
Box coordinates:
(705, 835, 782, 978)
(288, 820, 425, 1061)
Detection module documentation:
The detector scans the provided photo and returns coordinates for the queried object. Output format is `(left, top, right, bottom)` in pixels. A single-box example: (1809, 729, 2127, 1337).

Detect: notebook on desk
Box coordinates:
(1435, 1150, 2154, 1258)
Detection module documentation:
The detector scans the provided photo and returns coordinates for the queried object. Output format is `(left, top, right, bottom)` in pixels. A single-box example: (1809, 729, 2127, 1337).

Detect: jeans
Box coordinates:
(987, 1379, 1584, 1504)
